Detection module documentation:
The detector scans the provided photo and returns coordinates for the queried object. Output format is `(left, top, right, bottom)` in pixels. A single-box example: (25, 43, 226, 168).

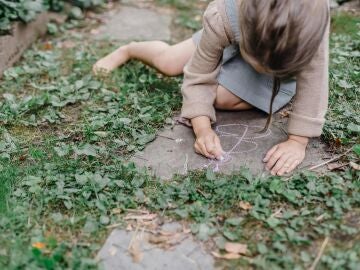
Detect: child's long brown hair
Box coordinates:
(239, 0, 329, 131)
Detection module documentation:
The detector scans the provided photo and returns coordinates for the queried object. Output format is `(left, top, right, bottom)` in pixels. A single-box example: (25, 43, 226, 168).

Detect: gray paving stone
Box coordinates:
(97, 228, 214, 270)
(96, 6, 171, 41)
(131, 110, 330, 179)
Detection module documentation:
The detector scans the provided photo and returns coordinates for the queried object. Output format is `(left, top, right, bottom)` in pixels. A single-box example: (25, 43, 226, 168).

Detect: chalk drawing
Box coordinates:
(204, 124, 272, 172)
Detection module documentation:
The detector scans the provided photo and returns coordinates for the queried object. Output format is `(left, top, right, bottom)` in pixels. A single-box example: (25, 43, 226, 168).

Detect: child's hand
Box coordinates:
(263, 135, 308, 176)
(191, 116, 224, 160)
(194, 127, 224, 160)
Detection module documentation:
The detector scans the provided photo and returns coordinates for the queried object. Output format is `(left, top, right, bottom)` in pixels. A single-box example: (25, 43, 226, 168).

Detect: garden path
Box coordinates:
(96, 2, 329, 269)
(96, 3, 215, 269)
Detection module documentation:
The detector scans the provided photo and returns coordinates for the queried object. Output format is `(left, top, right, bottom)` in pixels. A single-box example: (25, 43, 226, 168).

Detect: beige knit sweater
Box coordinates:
(181, 0, 329, 137)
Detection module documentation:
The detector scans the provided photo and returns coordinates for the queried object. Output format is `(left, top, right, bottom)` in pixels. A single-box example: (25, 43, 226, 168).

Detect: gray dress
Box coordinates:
(192, 0, 296, 114)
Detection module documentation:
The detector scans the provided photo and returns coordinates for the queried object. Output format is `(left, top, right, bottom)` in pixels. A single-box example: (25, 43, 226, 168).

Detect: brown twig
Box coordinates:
(308, 236, 329, 270)
(196, 188, 207, 197)
(106, 223, 122, 229)
(134, 155, 148, 161)
(125, 209, 150, 214)
(270, 208, 283, 218)
(309, 148, 352, 171)
(157, 134, 175, 141)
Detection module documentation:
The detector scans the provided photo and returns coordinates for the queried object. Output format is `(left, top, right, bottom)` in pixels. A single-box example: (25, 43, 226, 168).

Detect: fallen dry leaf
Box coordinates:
(168, 235, 187, 247)
(126, 223, 133, 231)
(19, 154, 27, 161)
(279, 110, 290, 118)
(60, 40, 76, 49)
(43, 42, 53, 50)
(90, 28, 100, 35)
(148, 234, 170, 245)
(125, 213, 157, 221)
(315, 213, 326, 222)
(224, 242, 248, 255)
(335, 138, 342, 148)
(147, 232, 186, 250)
(32, 242, 46, 249)
(159, 230, 176, 236)
(350, 162, 360, 171)
(271, 208, 283, 218)
(128, 241, 143, 263)
(212, 251, 241, 260)
(239, 201, 252, 210)
(111, 208, 122, 214)
(327, 162, 345, 171)
(86, 11, 98, 19)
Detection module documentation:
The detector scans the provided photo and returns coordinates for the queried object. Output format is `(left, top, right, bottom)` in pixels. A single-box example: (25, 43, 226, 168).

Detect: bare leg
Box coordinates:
(93, 39, 195, 76)
(214, 85, 253, 111)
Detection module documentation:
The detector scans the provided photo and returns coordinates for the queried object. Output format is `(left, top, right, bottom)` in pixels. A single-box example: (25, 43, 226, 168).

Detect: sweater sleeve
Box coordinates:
(287, 20, 330, 137)
(180, 0, 233, 122)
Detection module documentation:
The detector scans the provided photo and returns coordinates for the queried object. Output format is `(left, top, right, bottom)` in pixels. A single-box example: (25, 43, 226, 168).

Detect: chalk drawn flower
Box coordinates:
(204, 124, 272, 172)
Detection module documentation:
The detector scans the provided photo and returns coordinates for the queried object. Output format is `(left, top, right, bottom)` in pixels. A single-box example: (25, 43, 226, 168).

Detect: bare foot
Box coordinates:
(93, 44, 130, 74)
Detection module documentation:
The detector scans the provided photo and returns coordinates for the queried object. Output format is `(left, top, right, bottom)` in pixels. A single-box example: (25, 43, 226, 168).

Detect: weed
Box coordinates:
(0, 3, 359, 270)
(155, 0, 210, 31)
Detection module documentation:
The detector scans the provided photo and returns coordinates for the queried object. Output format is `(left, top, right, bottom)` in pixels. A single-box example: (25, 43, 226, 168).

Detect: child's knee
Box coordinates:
(215, 85, 235, 109)
(215, 85, 250, 110)
(215, 97, 240, 110)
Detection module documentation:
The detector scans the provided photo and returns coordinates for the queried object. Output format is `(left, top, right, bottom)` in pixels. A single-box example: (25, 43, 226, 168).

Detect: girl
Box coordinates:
(93, 0, 330, 176)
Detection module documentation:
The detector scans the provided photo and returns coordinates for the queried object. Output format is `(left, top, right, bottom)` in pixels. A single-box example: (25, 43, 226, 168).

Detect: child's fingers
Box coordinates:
(195, 140, 215, 159)
(265, 149, 283, 171)
(194, 142, 205, 156)
(285, 159, 300, 174)
(194, 142, 207, 157)
(270, 154, 290, 175)
(263, 144, 279, 162)
(213, 136, 224, 160)
(204, 139, 218, 159)
(277, 157, 296, 176)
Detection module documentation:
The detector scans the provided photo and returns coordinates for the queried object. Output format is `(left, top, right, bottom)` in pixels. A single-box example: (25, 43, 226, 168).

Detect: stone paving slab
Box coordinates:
(97, 224, 214, 270)
(95, 5, 171, 41)
(132, 110, 329, 179)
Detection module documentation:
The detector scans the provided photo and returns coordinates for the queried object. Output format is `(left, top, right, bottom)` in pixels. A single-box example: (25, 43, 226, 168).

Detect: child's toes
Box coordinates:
(93, 63, 110, 75)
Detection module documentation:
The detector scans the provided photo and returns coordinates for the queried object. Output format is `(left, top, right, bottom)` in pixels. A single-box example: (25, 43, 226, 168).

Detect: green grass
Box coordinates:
(0, 38, 182, 268)
(324, 13, 360, 146)
(0, 0, 107, 35)
(0, 4, 359, 270)
(156, 0, 210, 30)
(0, 161, 18, 212)
(331, 12, 360, 39)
